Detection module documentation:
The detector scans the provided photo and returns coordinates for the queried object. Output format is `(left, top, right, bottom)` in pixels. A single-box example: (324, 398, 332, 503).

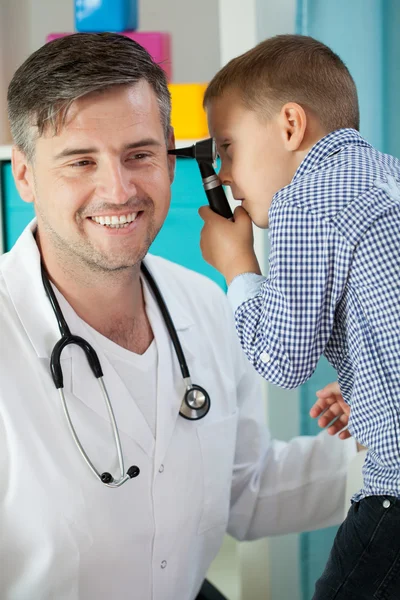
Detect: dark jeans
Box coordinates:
(313, 495, 400, 599)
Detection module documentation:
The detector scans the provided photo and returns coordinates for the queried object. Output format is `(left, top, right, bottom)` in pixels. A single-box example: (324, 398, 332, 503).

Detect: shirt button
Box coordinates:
(159, 464, 164, 473)
(383, 499, 391, 509)
(161, 560, 167, 569)
(260, 351, 271, 364)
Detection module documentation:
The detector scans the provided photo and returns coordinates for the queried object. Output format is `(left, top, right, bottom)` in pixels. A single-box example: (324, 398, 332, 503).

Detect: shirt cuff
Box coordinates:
(227, 272, 266, 313)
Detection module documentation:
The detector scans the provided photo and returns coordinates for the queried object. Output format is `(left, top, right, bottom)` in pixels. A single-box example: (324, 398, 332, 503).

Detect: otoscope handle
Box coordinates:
(202, 174, 233, 219)
(199, 162, 233, 219)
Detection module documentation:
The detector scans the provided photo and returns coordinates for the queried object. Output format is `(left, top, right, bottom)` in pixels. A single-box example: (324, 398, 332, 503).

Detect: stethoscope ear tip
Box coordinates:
(127, 465, 140, 478)
(101, 472, 114, 484)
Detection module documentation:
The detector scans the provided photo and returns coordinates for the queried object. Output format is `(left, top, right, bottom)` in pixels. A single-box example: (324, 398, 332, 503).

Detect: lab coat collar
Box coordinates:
(1, 220, 59, 359)
(1, 220, 196, 360)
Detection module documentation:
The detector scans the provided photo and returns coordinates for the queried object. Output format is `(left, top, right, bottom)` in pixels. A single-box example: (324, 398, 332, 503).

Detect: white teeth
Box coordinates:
(91, 212, 138, 227)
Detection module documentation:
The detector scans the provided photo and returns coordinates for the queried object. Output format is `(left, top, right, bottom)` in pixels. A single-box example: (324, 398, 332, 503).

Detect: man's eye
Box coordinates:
(70, 160, 93, 167)
(127, 153, 150, 161)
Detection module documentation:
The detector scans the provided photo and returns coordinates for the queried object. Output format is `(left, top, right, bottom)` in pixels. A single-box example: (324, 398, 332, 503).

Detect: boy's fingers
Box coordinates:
(326, 414, 349, 435)
(309, 394, 337, 417)
(316, 382, 341, 397)
(335, 395, 351, 416)
(233, 205, 249, 219)
(233, 206, 253, 230)
(198, 205, 215, 221)
(339, 430, 352, 440)
(317, 407, 341, 428)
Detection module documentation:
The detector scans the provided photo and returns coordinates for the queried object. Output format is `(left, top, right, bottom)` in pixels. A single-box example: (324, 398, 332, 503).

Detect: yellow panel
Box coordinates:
(168, 83, 209, 139)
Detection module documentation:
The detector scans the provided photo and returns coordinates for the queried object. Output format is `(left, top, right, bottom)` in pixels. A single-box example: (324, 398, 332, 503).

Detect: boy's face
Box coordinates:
(206, 90, 294, 228)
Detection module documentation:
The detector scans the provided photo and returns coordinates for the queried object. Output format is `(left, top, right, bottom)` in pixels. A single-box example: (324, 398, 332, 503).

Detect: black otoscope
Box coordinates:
(168, 138, 233, 219)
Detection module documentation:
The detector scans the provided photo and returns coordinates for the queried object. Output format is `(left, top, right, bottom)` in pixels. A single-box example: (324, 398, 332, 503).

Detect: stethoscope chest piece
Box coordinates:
(179, 380, 210, 420)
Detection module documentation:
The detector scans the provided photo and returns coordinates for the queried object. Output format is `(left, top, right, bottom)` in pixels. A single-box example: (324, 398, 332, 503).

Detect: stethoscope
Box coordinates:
(41, 261, 211, 488)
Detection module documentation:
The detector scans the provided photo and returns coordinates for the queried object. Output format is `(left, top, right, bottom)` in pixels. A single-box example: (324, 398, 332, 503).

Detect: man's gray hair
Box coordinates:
(7, 32, 172, 161)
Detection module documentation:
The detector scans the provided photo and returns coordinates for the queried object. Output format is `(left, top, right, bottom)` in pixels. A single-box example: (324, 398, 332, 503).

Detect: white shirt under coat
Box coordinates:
(0, 222, 356, 600)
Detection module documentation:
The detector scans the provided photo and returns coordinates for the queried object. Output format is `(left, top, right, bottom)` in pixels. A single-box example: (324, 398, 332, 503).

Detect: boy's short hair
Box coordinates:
(204, 34, 359, 133)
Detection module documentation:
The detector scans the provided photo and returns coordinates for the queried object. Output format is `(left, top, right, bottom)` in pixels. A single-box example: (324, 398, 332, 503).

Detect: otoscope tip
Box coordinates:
(168, 146, 195, 158)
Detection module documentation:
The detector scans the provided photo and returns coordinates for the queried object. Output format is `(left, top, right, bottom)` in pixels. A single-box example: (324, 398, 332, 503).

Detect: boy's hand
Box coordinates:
(310, 381, 351, 440)
(199, 205, 261, 284)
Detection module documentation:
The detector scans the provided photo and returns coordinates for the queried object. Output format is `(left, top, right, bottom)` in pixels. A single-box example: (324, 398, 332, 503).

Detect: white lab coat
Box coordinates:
(0, 222, 355, 600)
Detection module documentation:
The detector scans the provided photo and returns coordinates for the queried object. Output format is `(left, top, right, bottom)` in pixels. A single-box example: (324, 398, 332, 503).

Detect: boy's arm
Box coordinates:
(220, 297, 357, 541)
(229, 202, 353, 388)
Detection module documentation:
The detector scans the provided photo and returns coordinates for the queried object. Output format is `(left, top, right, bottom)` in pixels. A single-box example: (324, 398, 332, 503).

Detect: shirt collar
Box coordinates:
(292, 128, 371, 183)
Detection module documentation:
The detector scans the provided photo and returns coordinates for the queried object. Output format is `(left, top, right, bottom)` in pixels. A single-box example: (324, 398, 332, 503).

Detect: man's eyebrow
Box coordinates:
(54, 147, 97, 161)
(53, 138, 163, 161)
(124, 139, 162, 151)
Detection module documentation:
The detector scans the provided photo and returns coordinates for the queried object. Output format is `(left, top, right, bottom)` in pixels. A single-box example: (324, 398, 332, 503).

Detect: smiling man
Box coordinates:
(0, 33, 357, 600)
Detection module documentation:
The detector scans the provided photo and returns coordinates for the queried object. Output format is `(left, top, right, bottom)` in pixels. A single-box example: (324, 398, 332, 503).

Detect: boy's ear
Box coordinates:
(11, 147, 35, 204)
(278, 102, 307, 151)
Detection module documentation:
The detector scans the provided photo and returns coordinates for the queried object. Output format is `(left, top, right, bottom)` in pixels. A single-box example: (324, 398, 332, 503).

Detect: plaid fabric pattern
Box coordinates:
(232, 129, 400, 500)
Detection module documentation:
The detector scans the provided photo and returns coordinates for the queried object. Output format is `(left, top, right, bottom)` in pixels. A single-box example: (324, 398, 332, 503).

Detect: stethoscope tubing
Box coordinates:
(41, 260, 211, 487)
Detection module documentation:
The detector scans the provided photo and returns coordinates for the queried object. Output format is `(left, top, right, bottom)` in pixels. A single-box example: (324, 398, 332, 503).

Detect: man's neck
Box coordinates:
(41, 249, 154, 355)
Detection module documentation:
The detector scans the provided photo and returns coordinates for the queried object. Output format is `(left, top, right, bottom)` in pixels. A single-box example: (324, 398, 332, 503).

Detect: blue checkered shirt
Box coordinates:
(228, 128, 400, 501)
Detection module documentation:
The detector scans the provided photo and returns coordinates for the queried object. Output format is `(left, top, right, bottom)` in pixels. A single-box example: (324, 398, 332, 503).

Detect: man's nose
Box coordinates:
(97, 161, 136, 204)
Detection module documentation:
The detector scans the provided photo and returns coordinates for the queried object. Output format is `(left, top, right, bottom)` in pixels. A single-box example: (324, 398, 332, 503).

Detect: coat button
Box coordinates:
(161, 560, 167, 569)
(159, 464, 164, 473)
(383, 499, 391, 509)
(260, 351, 271, 364)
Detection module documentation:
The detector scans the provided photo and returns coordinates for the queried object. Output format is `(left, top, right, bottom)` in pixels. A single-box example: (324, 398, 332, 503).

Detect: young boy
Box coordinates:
(199, 34, 400, 599)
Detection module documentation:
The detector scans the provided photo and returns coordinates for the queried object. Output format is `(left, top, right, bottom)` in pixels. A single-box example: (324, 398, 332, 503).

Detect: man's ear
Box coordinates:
(11, 147, 35, 204)
(167, 127, 176, 184)
(278, 102, 307, 151)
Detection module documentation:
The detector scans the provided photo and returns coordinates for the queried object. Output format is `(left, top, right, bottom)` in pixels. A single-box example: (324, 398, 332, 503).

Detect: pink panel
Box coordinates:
(122, 32, 172, 81)
(46, 32, 172, 80)
(46, 33, 69, 42)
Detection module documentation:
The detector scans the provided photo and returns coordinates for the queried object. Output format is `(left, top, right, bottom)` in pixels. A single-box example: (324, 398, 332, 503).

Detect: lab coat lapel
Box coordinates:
(1, 221, 61, 359)
(151, 308, 183, 468)
(142, 270, 197, 469)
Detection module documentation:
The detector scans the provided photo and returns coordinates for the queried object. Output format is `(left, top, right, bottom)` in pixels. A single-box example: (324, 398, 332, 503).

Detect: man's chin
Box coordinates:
(87, 253, 147, 273)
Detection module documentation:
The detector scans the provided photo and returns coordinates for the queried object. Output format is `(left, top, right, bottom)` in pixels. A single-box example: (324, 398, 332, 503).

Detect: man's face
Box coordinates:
(18, 82, 174, 272)
(207, 90, 293, 228)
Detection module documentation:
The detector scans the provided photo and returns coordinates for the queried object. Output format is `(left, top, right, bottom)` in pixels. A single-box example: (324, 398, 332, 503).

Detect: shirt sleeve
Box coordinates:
(225, 311, 357, 540)
(215, 289, 357, 540)
(227, 272, 266, 313)
(231, 201, 353, 388)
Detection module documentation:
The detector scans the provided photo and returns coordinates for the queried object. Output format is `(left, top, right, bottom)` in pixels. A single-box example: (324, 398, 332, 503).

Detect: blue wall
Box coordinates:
(297, 0, 385, 150)
(382, 0, 400, 159)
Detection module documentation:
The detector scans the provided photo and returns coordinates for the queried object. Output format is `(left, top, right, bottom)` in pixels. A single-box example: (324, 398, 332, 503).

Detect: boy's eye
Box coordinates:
(219, 143, 231, 154)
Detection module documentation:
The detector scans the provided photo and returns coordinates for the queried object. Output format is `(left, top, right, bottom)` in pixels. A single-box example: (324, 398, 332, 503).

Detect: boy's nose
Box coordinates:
(218, 163, 231, 187)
